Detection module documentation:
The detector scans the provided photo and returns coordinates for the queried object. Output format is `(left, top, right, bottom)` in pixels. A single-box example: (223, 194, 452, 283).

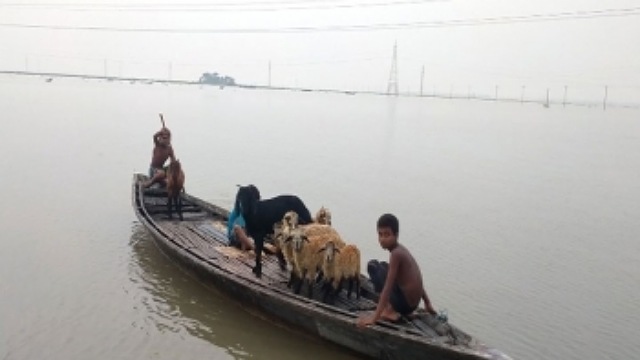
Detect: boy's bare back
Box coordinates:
(390, 244, 425, 310)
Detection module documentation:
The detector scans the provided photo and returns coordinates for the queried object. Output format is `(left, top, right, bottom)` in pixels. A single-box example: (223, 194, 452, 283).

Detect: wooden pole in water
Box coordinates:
(546, 88, 550, 107)
(159, 113, 166, 128)
(603, 85, 608, 110)
(420, 65, 424, 96)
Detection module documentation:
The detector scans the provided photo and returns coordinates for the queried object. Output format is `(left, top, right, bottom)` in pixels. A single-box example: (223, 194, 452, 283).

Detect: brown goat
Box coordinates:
(314, 206, 332, 225)
(320, 240, 361, 302)
(166, 159, 185, 220)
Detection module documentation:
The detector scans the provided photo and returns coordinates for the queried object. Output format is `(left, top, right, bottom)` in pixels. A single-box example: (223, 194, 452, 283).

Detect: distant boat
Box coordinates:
(45, 78, 53, 83)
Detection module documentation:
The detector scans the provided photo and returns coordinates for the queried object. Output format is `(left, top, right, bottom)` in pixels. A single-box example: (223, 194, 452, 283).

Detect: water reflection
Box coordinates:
(128, 223, 361, 360)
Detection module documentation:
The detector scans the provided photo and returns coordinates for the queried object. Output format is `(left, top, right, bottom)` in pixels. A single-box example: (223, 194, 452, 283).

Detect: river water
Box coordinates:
(1, 76, 638, 360)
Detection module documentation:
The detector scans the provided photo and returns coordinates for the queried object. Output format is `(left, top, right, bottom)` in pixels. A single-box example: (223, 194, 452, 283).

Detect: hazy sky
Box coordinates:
(1, 0, 639, 102)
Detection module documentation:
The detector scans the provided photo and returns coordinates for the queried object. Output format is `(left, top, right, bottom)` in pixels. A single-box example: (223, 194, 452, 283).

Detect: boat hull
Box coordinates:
(131, 174, 511, 360)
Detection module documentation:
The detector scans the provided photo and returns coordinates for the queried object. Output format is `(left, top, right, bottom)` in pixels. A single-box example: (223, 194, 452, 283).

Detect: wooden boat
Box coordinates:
(131, 174, 512, 360)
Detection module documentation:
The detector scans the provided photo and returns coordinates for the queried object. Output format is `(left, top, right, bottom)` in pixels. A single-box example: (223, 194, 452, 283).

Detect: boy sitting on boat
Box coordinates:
(227, 203, 255, 251)
(226, 185, 260, 251)
(357, 213, 438, 328)
(143, 127, 175, 188)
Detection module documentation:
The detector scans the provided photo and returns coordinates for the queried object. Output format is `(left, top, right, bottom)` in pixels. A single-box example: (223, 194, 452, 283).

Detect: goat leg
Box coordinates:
(322, 282, 333, 303)
(252, 239, 264, 278)
(334, 278, 344, 298)
(276, 250, 287, 271)
(347, 277, 354, 299)
(294, 269, 306, 294)
(287, 270, 297, 288)
(307, 275, 314, 299)
(177, 195, 183, 221)
(167, 196, 173, 219)
(321, 278, 331, 292)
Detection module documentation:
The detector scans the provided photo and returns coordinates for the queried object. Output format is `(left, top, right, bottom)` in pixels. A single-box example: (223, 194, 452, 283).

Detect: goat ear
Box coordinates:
(334, 247, 341, 254)
(317, 246, 326, 254)
(303, 235, 309, 243)
(284, 235, 292, 243)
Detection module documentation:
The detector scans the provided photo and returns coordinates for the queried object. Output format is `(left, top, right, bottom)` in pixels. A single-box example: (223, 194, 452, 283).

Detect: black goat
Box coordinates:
(236, 184, 312, 278)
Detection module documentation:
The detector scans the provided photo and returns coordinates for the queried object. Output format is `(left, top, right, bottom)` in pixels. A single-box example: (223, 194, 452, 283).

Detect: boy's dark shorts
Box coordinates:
(367, 259, 417, 316)
(148, 165, 169, 178)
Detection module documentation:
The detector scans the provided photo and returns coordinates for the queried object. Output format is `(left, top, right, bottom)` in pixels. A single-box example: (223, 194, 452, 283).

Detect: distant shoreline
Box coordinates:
(1, 70, 638, 110)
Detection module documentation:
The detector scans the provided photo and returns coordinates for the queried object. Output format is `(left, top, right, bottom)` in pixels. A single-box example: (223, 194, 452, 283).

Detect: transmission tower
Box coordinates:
(387, 41, 399, 96)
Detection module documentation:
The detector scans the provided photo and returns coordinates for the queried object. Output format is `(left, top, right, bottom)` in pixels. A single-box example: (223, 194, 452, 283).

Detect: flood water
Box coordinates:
(1, 76, 638, 360)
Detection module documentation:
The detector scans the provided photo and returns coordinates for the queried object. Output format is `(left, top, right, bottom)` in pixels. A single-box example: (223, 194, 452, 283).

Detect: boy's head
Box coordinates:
(158, 128, 171, 145)
(377, 213, 399, 250)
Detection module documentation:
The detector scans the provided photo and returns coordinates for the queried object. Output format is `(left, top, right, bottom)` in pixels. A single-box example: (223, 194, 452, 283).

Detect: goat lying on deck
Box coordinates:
(236, 184, 312, 278)
(166, 159, 185, 221)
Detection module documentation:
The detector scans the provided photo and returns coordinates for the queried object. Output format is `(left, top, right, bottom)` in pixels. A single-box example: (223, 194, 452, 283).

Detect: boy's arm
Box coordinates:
(421, 289, 437, 316)
(153, 131, 162, 145)
(358, 252, 400, 327)
(168, 145, 176, 162)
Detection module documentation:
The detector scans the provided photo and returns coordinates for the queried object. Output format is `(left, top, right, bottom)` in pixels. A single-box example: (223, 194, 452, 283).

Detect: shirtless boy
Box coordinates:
(357, 213, 437, 328)
(143, 127, 175, 188)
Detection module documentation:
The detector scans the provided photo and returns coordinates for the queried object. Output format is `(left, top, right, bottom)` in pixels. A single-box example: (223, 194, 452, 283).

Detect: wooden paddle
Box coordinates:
(159, 113, 166, 128)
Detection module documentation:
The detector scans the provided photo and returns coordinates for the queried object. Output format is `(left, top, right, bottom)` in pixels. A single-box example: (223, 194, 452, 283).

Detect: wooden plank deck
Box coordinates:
(152, 211, 379, 308)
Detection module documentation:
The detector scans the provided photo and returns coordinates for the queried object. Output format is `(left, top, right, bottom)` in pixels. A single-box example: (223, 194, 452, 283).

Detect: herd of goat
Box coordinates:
(160, 174, 363, 304)
(233, 184, 362, 304)
(272, 208, 361, 303)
